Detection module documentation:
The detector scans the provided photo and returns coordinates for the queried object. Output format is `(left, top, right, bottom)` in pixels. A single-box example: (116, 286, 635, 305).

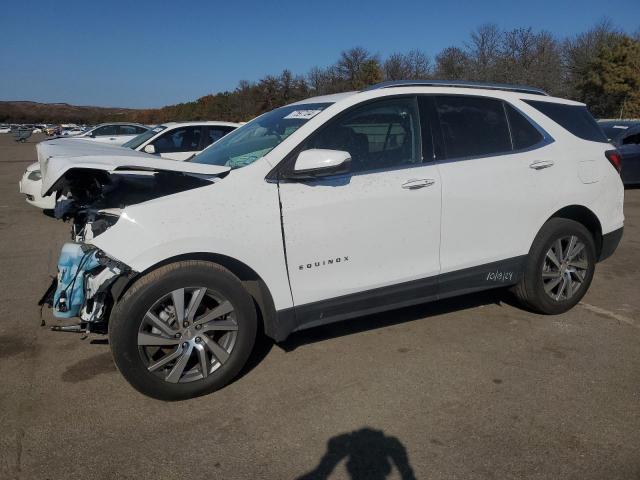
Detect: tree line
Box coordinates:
(3, 20, 639, 124)
(131, 20, 639, 124)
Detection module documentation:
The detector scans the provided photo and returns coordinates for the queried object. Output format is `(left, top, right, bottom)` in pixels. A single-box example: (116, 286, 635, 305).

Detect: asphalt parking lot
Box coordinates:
(0, 133, 639, 480)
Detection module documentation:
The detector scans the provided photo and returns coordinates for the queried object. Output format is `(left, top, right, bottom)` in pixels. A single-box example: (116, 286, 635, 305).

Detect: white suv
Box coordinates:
(40, 81, 624, 400)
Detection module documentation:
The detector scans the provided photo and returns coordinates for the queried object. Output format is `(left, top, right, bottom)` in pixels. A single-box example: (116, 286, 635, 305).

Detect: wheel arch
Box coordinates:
(111, 252, 282, 340)
(545, 205, 603, 258)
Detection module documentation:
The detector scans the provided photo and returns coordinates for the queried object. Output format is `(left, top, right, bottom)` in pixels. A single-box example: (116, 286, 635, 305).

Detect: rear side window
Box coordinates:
(524, 100, 607, 143)
(435, 96, 511, 159)
(505, 103, 543, 150)
(117, 125, 138, 135)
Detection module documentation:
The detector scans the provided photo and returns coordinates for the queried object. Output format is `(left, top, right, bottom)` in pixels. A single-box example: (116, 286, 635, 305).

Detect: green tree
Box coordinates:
(579, 36, 640, 118)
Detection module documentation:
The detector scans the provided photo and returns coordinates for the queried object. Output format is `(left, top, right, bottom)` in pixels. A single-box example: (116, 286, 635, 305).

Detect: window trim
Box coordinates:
(267, 94, 431, 181)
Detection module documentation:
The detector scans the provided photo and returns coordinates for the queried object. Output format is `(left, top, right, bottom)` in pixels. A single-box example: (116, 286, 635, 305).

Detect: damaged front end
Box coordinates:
(39, 155, 229, 334)
(40, 243, 133, 334)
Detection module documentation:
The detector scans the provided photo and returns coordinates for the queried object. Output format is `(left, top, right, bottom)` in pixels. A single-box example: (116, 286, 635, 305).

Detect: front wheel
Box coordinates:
(109, 261, 257, 401)
(513, 218, 596, 314)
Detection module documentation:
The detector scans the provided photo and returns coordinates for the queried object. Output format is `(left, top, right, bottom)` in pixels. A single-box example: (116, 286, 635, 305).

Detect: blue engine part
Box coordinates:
(53, 243, 100, 318)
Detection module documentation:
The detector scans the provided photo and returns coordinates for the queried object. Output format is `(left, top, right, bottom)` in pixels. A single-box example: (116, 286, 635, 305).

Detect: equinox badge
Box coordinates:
(299, 256, 349, 270)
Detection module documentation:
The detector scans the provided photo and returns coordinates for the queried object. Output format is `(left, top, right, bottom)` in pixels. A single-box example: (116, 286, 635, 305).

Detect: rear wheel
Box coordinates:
(513, 218, 596, 314)
(109, 261, 257, 401)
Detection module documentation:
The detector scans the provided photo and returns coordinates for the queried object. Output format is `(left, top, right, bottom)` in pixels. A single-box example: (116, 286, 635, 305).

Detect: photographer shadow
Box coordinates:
(296, 427, 416, 480)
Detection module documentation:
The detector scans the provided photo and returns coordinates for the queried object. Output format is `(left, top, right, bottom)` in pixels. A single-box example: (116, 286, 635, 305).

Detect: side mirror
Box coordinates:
(143, 144, 156, 154)
(290, 149, 351, 179)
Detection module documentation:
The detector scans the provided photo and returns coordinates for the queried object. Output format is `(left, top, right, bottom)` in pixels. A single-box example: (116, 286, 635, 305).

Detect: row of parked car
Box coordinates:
(18, 80, 628, 400)
(19, 121, 240, 208)
(18, 116, 640, 211)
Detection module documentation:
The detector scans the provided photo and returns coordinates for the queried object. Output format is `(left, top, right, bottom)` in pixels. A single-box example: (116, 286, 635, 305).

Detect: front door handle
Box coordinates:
(402, 178, 436, 189)
(529, 160, 554, 170)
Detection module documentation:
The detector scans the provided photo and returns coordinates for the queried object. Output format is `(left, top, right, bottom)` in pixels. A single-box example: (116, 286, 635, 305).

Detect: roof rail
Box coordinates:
(365, 80, 548, 96)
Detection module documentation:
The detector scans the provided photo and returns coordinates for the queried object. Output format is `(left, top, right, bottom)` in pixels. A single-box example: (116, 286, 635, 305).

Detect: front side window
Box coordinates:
(435, 96, 511, 159)
(122, 126, 167, 150)
(304, 97, 422, 172)
(117, 125, 138, 135)
(192, 103, 331, 168)
(152, 126, 204, 153)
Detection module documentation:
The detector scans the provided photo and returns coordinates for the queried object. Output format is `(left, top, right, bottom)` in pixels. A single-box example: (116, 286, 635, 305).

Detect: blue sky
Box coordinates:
(1, 0, 638, 108)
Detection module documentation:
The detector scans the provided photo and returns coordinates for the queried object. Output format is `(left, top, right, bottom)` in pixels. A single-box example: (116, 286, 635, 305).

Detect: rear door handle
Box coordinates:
(402, 178, 436, 189)
(529, 160, 554, 170)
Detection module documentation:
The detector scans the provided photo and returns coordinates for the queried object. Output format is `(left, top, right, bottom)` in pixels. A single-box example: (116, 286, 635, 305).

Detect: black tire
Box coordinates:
(109, 261, 257, 401)
(513, 218, 596, 314)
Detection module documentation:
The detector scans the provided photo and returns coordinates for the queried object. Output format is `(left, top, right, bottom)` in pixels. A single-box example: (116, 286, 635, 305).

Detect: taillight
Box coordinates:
(605, 149, 622, 174)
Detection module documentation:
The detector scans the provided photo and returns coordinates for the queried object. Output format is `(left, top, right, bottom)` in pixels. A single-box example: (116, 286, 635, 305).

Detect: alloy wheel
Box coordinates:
(541, 235, 589, 301)
(137, 287, 238, 383)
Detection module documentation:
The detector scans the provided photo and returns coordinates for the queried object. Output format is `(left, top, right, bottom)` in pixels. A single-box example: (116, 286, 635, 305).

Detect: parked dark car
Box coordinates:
(599, 120, 640, 186)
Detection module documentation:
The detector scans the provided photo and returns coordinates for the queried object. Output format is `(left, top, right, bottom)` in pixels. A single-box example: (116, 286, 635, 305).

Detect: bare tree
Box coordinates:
(384, 50, 431, 80)
(383, 53, 409, 80)
(434, 47, 470, 79)
(466, 23, 502, 81)
(336, 47, 382, 89)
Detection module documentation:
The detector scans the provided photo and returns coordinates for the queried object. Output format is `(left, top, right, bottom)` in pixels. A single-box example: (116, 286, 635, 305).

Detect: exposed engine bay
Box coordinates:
(48, 168, 215, 241)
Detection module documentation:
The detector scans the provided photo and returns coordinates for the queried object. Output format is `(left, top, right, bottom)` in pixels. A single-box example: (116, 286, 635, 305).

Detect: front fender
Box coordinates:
(89, 180, 293, 311)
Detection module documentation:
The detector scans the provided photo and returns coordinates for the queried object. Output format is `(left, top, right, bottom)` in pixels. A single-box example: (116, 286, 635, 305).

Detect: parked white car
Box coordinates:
(19, 162, 54, 208)
(40, 81, 624, 400)
(19, 122, 239, 209)
(0, 126, 11, 134)
(60, 125, 83, 136)
(122, 121, 239, 161)
(58, 123, 149, 144)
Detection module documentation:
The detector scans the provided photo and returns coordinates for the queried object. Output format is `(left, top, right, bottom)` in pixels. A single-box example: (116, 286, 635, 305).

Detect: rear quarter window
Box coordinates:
(524, 100, 607, 143)
(505, 103, 544, 150)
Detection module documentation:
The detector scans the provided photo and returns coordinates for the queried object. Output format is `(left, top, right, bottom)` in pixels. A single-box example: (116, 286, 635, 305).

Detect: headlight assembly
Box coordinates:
(28, 170, 42, 181)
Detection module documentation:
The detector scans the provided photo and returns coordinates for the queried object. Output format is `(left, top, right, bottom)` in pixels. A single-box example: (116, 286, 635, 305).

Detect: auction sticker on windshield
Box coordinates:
(283, 110, 323, 120)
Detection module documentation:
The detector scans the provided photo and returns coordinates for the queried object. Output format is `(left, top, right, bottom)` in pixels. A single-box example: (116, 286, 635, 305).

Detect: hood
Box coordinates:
(26, 161, 40, 173)
(43, 153, 230, 243)
(37, 138, 128, 164)
(41, 153, 230, 196)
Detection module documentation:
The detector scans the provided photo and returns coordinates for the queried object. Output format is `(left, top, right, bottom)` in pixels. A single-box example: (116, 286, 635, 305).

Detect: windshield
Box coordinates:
(122, 126, 167, 149)
(191, 103, 332, 168)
